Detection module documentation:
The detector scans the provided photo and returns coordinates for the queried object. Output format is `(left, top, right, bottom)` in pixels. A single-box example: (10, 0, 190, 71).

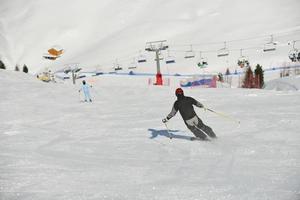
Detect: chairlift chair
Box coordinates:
(165, 50, 175, 64)
(128, 58, 137, 69)
(114, 59, 123, 71)
(184, 51, 195, 59)
(288, 41, 299, 62)
(137, 51, 147, 63)
(115, 66, 122, 71)
(217, 42, 229, 57)
(263, 35, 277, 52)
(138, 55, 147, 63)
(128, 64, 137, 69)
(184, 45, 195, 59)
(237, 49, 249, 67)
(166, 57, 175, 64)
(197, 59, 208, 68)
(114, 63, 122, 71)
(263, 43, 276, 52)
(237, 57, 249, 67)
(197, 52, 208, 68)
(288, 50, 298, 62)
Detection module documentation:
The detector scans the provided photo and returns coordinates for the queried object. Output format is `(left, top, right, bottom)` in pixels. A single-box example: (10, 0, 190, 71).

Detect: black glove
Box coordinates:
(162, 118, 168, 123)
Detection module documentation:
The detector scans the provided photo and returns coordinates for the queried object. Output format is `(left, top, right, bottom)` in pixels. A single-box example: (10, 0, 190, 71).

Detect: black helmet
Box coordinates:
(82, 80, 86, 85)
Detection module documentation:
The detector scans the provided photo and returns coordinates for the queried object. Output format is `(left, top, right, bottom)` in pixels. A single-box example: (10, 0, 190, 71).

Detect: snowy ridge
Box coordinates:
(1, 71, 300, 199)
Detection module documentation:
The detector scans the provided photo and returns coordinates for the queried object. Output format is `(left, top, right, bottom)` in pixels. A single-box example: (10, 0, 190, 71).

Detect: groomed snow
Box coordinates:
(264, 75, 300, 91)
(1, 70, 300, 200)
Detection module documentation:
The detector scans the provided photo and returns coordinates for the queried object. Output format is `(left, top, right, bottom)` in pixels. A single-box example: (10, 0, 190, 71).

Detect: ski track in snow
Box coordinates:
(0, 71, 300, 200)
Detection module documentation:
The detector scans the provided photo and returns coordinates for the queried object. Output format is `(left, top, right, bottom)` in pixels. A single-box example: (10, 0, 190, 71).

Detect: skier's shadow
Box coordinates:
(148, 128, 191, 141)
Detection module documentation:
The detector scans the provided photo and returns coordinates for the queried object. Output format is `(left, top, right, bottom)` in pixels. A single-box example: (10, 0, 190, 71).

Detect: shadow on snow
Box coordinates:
(148, 128, 192, 141)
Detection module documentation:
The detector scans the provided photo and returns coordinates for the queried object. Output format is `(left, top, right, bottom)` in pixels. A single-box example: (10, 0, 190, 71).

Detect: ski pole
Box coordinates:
(163, 122, 172, 139)
(205, 107, 240, 124)
(78, 90, 81, 101)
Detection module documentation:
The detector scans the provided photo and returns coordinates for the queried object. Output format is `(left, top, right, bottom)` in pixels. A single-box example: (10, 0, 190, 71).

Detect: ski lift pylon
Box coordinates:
(154, 51, 164, 61)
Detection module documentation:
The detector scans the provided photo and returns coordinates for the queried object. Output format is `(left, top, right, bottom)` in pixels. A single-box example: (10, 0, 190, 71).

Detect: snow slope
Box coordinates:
(1, 70, 300, 199)
(264, 75, 300, 91)
(0, 0, 300, 74)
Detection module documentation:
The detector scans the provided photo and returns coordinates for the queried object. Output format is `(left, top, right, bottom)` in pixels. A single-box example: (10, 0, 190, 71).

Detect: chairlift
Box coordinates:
(114, 59, 123, 71)
(263, 35, 277, 52)
(114, 66, 122, 71)
(94, 66, 103, 75)
(137, 51, 147, 63)
(237, 49, 249, 68)
(76, 73, 86, 79)
(128, 58, 137, 69)
(197, 52, 208, 68)
(184, 45, 195, 59)
(288, 41, 299, 62)
(217, 42, 229, 57)
(165, 50, 175, 64)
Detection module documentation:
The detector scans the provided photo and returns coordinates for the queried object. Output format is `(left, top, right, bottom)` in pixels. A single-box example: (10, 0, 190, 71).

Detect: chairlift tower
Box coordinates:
(145, 40, 168, 85)
(64, 63, 81, 84)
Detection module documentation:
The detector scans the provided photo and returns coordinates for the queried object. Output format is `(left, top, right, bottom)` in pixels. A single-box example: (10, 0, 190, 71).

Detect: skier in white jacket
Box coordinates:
(79, 80, 92, 102)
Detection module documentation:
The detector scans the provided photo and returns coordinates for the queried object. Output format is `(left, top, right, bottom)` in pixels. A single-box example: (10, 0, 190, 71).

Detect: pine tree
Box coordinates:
(242, 66, 254, 88)
(0, 60, 5, 69)
(23, 64, 29, 73)
(225, 68, 230, 75)
(254, 64, 264, 88)
(15, 65, 20, 71)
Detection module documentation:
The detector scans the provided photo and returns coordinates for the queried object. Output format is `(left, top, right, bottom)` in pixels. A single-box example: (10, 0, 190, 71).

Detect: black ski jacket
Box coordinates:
(166, 95, 204, 121)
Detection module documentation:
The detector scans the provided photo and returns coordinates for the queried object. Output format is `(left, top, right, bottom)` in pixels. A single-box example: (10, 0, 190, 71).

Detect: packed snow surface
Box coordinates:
(264, 75, 300, 91)
(1, 70, 300, 200)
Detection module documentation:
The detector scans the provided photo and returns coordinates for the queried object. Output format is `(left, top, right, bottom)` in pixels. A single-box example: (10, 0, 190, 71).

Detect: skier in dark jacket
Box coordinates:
(162, 88, 216, 140)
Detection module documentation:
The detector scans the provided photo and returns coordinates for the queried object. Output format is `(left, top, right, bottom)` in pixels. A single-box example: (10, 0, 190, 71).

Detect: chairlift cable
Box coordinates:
(169, 29, 300, 48)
